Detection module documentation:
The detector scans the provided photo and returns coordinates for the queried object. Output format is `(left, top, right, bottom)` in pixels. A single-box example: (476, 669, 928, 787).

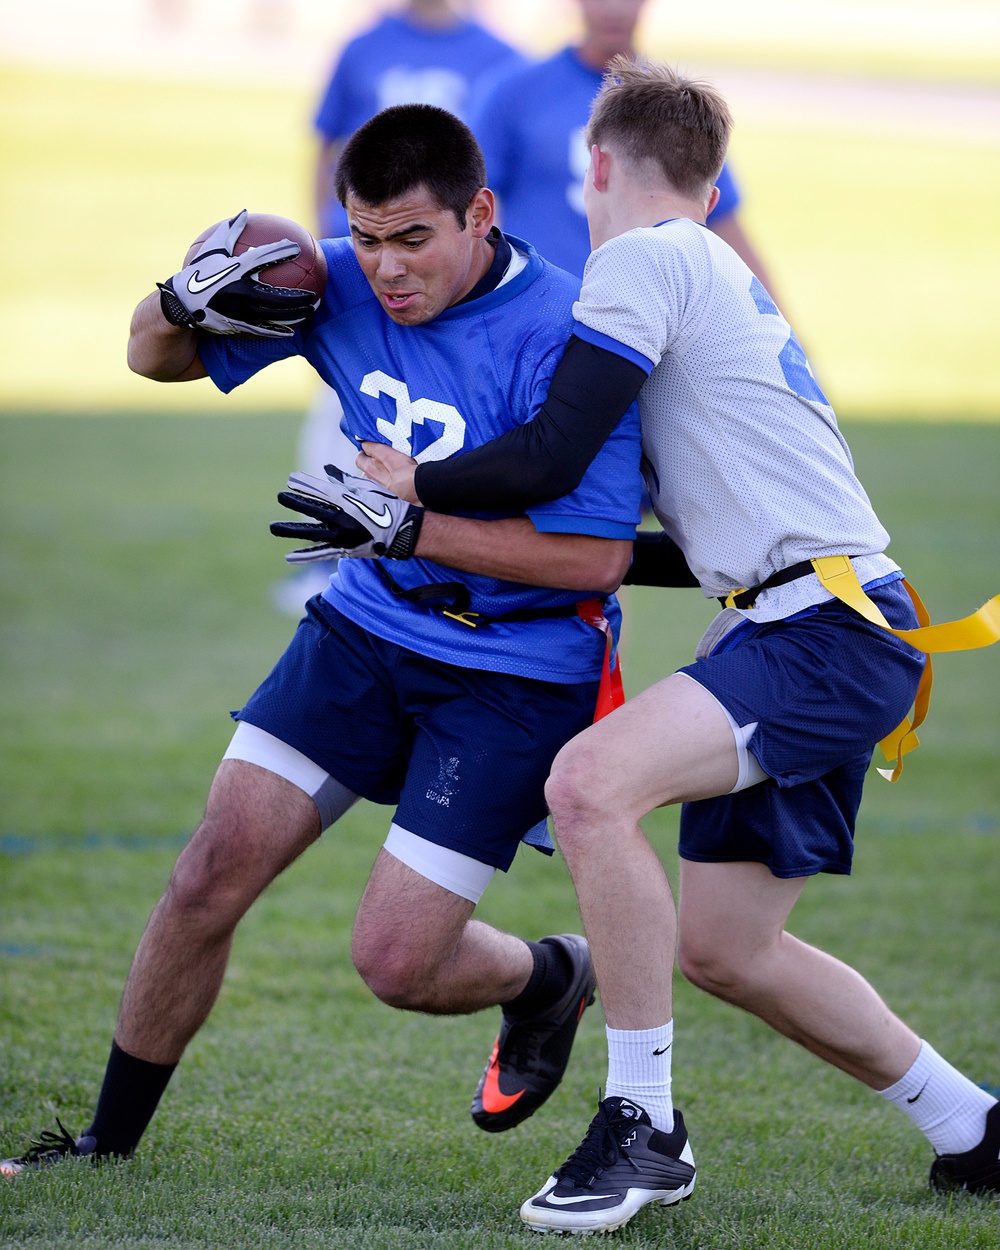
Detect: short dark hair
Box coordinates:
(586, 57, 732, 202)
(335, 104, 487, 229)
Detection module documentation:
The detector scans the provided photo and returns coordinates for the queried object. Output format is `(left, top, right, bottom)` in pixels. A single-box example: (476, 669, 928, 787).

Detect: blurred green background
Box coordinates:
(1, 0, 999, 418)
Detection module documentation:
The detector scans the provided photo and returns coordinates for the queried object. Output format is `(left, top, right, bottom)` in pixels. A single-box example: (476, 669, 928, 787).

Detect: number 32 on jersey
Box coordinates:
(361, 370, 467, 463)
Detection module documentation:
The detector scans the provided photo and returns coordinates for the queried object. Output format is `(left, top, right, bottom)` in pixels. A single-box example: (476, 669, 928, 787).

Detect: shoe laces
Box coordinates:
(555, 1099, 645, 1187)
(502, 1020, 547, 1072)
(13, 1119, 80, 1164)
(501, 994, 565, 1070)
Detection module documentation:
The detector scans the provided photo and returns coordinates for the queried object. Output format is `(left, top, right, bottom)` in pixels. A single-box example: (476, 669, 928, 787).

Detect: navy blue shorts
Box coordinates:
(677, 579, 926, 878)
(234, 595, 600, 872)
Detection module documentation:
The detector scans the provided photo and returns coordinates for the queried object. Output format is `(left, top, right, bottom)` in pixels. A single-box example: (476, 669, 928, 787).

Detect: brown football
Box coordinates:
(184, 212, 327, 298)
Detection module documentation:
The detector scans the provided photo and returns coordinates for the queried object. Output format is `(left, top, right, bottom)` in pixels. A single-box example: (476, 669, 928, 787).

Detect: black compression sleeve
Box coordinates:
(414, 335, 647, 513)
(623, 531, 701, 588)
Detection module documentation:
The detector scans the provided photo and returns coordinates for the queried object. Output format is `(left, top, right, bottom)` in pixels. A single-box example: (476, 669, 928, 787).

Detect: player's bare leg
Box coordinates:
(675, 854, 998, 1188)
(519, 675, 739, 1231)
(676, 859, 920, 1086)
(117, 760, 322, 1063)
(351, 849, 533, 1013)
(354, 849, 601, 1135)
(545, 672, 739, 1031)
(0, 761, 324, 1169)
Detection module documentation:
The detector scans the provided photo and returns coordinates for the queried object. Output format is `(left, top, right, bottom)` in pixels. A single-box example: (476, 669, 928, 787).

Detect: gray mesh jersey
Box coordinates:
(573, 219, 898, 622)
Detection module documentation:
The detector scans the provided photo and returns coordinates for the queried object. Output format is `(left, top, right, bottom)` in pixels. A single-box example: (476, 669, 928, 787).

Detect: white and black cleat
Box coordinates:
(520, 1096, 695, 1234)
(1, 1120, 97, 1176)
(930, 1100, 1000, 1195)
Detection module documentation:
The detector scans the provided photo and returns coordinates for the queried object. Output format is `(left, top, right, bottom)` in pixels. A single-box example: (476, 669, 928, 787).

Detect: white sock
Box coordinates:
(878, 1039, 996, 1155)
(605, 1021, 674, 1133)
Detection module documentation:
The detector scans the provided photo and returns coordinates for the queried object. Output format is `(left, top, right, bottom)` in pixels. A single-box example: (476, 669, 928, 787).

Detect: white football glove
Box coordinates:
(271, 465, 424, 563)
(157, 210, 318, 337)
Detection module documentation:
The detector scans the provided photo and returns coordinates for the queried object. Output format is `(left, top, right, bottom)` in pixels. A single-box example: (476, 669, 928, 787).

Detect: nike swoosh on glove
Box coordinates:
(270, 464, 424, 562)
(157, 209, 319, 337)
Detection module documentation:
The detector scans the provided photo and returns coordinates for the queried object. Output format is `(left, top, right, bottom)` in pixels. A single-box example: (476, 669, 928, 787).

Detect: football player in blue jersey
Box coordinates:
(276, 0, 527, 615)
(0, 104, 643, 1176)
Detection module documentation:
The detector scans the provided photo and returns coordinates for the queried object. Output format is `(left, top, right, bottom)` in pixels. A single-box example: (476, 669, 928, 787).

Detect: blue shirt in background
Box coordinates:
(314, 15, 525, 237)
(469, 47, 741, 279)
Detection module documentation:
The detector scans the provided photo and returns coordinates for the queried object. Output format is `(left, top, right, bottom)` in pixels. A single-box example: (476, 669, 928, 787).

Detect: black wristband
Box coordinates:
(156, 280, 200, 329)
(385, 508, 424, 560)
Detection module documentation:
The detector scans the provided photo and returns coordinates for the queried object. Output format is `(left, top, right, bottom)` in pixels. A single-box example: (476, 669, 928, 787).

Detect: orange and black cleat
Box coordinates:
(471, 933, 596, 1133)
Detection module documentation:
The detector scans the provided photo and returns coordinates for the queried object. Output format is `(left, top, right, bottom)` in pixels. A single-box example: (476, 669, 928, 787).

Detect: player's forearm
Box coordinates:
(623, 531, 701, 587)
(413, 337, 646, 512)
(415, 513, 631, 593)
(127, 292, 207, 383)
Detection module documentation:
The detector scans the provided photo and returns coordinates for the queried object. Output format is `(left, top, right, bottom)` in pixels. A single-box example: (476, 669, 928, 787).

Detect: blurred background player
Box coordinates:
(469, 0, 775, 286)
(281, 0, 778, 613)
(313, 0, 524, 239)
(274, 0, 524, 612)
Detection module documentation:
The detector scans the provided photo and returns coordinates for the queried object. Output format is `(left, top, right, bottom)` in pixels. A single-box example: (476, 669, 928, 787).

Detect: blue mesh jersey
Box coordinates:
(199, 235, 642, 684)
(468, 47, 741, 279)
(314, 14, 525, 238)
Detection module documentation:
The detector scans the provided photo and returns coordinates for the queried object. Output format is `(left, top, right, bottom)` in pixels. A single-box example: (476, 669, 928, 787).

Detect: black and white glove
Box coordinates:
(271, 465, 424, 563)
(157, 210, 318, 337)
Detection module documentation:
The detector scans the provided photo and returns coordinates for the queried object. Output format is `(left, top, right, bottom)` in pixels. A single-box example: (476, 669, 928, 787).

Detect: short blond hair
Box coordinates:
(586, 56, 732, 202)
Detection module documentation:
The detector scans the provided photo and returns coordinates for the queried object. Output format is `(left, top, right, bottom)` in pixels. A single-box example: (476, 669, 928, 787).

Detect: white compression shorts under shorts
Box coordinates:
(676, 672, 770, 792)
(224, 695, 765, 902)
(223, 722, 496, 903)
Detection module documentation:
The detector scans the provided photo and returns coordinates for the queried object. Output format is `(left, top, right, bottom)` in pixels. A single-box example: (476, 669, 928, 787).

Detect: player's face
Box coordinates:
(577, 0, 647, 55)
(346, 186, 496, 326)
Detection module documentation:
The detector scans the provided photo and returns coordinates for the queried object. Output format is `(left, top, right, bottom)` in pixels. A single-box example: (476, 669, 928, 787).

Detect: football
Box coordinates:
(184, 212, 328, 299)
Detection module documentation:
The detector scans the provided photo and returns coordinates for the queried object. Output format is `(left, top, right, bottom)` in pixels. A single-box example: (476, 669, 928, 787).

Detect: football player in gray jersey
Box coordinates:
(357, 57, 999, 1234)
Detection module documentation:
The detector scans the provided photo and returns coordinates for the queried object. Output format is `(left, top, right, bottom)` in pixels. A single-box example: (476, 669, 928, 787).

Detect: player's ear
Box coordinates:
(707, 184, 721, 216)
(468, 188, 496, 238)
(590, 145, 611, 193)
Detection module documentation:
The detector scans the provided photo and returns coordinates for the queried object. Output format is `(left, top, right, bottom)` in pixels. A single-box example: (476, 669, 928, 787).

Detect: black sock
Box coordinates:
(84, 1040, 177, 1157)
(502, 938, 574, 1019)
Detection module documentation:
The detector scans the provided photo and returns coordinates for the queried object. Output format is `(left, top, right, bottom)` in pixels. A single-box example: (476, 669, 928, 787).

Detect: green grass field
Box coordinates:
(1, 413, 998, 1249)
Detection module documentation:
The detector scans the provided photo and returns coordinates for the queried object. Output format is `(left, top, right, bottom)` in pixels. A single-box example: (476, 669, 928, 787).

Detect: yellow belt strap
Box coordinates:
(810, 556, 1000, 781)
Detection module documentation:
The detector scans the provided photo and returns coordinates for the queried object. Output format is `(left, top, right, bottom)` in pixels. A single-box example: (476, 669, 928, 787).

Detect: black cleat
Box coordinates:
(520, 1097, 696, 1234)
(0, 1120, 96, 1175)
(471, 933, 596, 1132)
(930, 1100, 1000, 1194)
